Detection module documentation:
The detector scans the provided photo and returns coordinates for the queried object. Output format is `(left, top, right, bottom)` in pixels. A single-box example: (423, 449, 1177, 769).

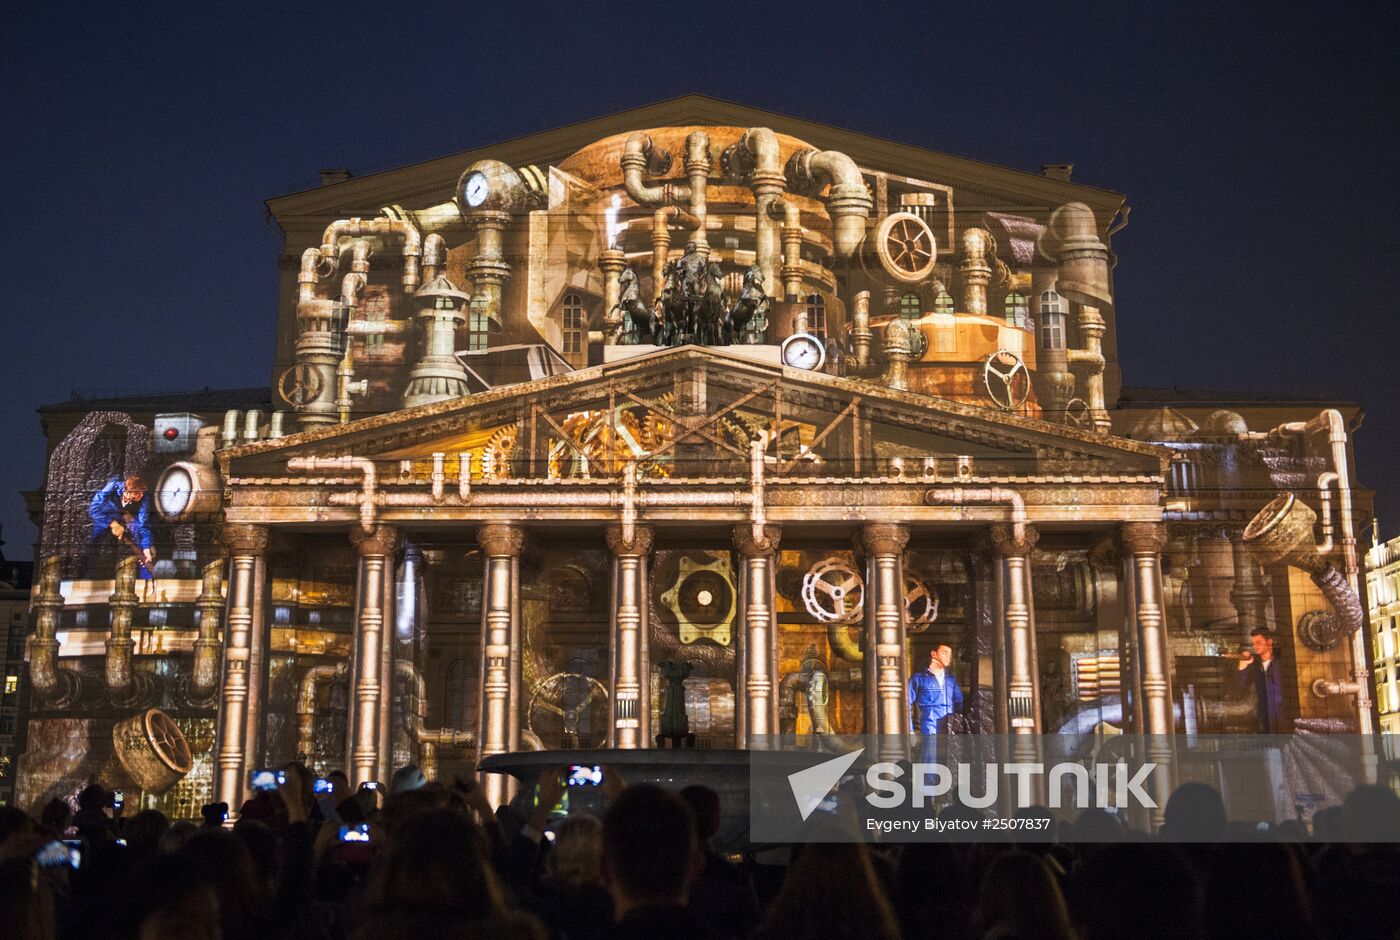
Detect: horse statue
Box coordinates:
(722, 263, 769, 343)
(659, 241, 726, 346)
(612, 266, 656, 344)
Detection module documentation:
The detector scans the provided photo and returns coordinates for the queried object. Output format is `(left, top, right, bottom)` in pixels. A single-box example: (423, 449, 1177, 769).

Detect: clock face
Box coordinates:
(781, 334, 826, 371)
(156, 466, 192, 519)
(464, 171, 489, 207)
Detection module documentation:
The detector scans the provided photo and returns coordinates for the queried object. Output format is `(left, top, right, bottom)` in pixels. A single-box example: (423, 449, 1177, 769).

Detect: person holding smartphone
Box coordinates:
(1237, 627, 1284, 733)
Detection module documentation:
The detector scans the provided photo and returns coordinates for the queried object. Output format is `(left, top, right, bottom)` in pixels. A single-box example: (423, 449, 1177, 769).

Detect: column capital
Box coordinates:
(477, 523, 526, 558)
(733, 524, 782, 557)
(990, 523, 1039, 557)
(605, 524, 654, 557)
(1121, 521, 1168, 555)
(856, 523, 909, 556)
(350, 524, 400, 557)
(219, 523, 269, 556)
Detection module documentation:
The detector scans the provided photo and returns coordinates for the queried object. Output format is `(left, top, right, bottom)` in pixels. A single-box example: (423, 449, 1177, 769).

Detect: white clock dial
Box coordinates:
(781, 333, 827, 372)
(157, 466, 192, 518)
(464, 172, 488, 207)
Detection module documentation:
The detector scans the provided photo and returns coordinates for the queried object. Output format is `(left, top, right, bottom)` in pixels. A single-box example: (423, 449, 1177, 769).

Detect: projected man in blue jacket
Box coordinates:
(87, 475, 155, 578)
(909, 644, 963, 763)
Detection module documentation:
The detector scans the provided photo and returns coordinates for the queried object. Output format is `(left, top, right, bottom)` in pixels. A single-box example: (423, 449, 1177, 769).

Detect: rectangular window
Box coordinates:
(2, 676, 15, 695)
(467, 298, 492, 352)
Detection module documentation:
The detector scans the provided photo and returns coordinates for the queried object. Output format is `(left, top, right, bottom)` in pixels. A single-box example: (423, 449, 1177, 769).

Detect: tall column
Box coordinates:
(214, 524, 268, 812)
(1123, 522, 1175, 824)
(477, 524, 525, 806)
(991, 523, 1040, 733)
(859, 524, 910, 756)
(735, 525, 781, 747)
(348, 525, 399, 786)
(1123, 523, 1172, 737)
(606, 525, 654, 749)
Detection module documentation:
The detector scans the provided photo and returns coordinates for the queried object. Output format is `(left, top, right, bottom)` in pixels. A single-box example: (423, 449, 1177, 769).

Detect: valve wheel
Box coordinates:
(904, 576, 939, 631)
(801, 558, 865, 624)
(278, 364, 322, 408)
(872, 212, 939, 284)
(983, 350, 1031, 410)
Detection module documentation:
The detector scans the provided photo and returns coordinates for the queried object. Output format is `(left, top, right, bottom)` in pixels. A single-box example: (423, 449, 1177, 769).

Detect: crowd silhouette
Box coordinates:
(2, 763, 1399, 940)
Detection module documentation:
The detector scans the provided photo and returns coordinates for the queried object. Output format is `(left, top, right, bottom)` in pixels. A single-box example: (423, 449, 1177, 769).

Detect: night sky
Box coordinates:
(4, 2, 1398, 556)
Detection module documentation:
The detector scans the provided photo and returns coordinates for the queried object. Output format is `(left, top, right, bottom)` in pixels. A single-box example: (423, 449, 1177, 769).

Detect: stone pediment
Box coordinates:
(224, 346, 1168, 484)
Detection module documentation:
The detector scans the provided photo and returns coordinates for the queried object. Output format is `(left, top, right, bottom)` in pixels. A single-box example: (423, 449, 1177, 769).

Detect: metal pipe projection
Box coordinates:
(105, 555, 139, 695)
(318, 216, 422, 291)
(784, 148, 872, 258)
(621, 131, 711, 252)
(725, 128, 784, 295)
(28, 556, 66, 697)
(296, 662, 348, 761)
(851, 291, 872, 366)
(924, 487, 1028, 543)
(190, 557, 225, 699)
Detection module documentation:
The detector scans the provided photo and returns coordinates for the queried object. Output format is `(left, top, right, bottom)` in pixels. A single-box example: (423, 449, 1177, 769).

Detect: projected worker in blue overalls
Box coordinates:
(908, 643, 963, 763)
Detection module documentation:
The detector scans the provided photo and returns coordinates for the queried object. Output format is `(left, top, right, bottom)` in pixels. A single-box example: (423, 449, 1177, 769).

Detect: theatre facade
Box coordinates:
(15, 97, 1378, 813)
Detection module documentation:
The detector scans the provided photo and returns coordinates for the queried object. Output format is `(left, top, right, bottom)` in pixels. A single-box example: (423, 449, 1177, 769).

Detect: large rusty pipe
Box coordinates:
(288, 456, 378, 531)
(621, 132, 710, 251)
(728, 128, 783, 294)
(297, 662, 348, 761)
(785, 149, 872, 258)
(319, 217, 422, 292)
(924, 487, 1028, 543)
(420, 233, 446, 283)
(777, 200, 804, 301)
(851, 291, 872, 366)
(298, 248, 322, 302)
(105, 555, 139, 694)
(28, 556, 65, 696)
(190, 558, 225, 699)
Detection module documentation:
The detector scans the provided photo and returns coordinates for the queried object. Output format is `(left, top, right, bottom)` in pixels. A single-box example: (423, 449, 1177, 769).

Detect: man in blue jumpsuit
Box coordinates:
(908, 643, 963, 763)
(87, 475, 155, 578)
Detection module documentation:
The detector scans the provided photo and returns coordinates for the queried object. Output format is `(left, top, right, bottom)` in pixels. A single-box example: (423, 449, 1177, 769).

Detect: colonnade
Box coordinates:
(209, 519, 1174, 811)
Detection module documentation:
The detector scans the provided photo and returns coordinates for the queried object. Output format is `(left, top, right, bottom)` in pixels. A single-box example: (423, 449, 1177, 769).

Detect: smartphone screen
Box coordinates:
(313, 778, 333, 795)
(112, 790, 124, 808)
(567, 765, 603, 787)
(35, 841, 79, 869)
(248, 769, 285, 791)
(338, 823, 371, 843)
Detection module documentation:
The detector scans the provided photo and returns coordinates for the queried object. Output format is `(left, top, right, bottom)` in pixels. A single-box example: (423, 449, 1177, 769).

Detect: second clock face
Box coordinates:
(156, 466, 193, 519)
(781, 334, 826, 371)
(464, 171, 489, 207)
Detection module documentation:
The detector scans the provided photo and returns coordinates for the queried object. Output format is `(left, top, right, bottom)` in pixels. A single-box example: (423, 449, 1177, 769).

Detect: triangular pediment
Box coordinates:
(225, 346, 1167, 483)
(266, 94, 1123, 224)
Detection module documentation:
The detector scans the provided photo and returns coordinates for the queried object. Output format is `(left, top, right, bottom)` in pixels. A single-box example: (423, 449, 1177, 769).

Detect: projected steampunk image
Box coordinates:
(16, 106, 1376, 836)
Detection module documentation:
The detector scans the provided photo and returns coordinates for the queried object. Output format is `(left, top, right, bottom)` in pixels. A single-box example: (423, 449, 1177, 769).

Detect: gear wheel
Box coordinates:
(481, 426, 518, 480)
(527, 672, 610, 749)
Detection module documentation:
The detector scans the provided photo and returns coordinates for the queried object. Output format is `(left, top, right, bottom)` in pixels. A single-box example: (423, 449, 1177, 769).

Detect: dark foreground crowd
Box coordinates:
(3, 764, 1400, 940)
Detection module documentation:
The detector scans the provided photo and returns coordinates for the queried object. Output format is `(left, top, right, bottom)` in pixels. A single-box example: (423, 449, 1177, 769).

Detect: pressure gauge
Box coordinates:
(781, 333, 827, 372)
(155, 461, 222, 522)
(463, 171, 489, 207)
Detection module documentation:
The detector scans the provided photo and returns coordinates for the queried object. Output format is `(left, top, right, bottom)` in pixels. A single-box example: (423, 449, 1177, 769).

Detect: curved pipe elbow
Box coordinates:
(288, 456, 378, 531)
(621, 133, 689, 207)
(421, 234, 446, 282)
(787, 149, 871, 257)
(298, 248, 323, 301)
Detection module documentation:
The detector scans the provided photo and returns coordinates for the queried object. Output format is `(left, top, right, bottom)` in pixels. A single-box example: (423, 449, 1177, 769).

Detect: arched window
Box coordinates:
(562, 293, 587, 363)
(1004, 292, 1028, 329)
(805, 294, 827, 341)
(898, 292, 921, 320)
(933, 291, 954, 316)
(1039, 289, 1065, 350)
(444, 658, 475, 731)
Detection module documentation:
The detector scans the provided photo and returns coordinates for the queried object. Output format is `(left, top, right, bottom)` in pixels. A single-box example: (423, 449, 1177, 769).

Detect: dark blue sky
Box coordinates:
(3, 1, 1398, 554)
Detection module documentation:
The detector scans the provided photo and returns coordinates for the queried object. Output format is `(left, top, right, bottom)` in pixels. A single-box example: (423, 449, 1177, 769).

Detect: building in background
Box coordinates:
(1367, 531, 1400, 737)
(0, 536, 34, 805)
(13, 97, 1383, 821)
